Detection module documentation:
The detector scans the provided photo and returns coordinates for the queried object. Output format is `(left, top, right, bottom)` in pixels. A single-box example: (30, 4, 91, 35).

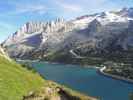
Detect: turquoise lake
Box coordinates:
(30, 62, 133, 100)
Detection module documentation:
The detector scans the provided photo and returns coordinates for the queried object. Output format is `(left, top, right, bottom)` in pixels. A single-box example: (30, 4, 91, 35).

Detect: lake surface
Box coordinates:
(30, 62, 133, 100)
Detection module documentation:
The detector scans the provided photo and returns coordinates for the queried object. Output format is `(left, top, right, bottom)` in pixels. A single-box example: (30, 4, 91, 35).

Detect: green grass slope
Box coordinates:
(0, 55, 97, 100)
(0, 55, 44, 100)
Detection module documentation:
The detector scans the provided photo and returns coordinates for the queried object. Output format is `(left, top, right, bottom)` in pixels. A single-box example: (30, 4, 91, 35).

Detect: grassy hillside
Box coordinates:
(0, 55, 97, 100)
(0, 55, 44, 100)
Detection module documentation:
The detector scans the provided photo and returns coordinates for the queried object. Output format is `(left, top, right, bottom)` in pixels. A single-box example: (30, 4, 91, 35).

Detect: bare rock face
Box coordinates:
(128, 20, 133, 32)
(0, 46, 11, 61)
(87, 19, 102, 37)
(3, 8, 133, 60)
(0, 46, 5, 55)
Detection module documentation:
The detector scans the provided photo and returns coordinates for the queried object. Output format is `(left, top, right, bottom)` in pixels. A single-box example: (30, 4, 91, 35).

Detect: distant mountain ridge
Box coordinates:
(3, 7, 133, 64)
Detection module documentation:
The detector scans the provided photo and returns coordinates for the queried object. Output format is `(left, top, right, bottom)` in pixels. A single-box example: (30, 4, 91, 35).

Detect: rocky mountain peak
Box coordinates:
(118, 7, 133, 17)
(3, 17, 75, 47)
(17, 21, 46, 35)
(16, 18, 65, 35)
(98, 12, 107, 18)
(88, 19, 102, 33)
(43, 18, 66, 33)
(55, 18, 64, 23)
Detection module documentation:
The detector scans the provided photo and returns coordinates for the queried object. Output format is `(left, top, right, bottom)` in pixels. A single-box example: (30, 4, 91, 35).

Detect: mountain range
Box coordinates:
(3, 7, 133, 65)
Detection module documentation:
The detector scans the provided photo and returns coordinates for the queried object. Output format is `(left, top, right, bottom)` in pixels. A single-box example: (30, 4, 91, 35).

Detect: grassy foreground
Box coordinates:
(0, 55, 44, 100)
(0, 55, 97, 100)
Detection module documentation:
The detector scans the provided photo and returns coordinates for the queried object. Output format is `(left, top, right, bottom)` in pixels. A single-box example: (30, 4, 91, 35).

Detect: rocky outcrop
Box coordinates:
(0, 46, 11, 61)
(0, 46, 5, 55)
(23, 81, 97, 100)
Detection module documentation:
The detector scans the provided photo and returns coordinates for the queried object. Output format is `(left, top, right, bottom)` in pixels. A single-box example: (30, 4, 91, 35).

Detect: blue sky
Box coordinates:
(0, 0, 133, 42)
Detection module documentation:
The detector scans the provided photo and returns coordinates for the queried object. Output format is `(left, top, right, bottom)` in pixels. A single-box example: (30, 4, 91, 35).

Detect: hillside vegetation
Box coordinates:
(0, 55, 44, 100)
(0, 55, 97, 100)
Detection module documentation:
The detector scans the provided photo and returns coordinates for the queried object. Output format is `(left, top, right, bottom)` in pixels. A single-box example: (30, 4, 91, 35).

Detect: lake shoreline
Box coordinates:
(16, 59, 99, 69)
(98, 67, 133, 85)
(17, 59, 133, 84)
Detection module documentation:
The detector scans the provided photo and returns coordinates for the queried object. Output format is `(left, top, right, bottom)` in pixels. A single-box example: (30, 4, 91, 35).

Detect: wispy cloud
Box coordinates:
(55, 0, 83, 12)
(12, 2, 48, 15)
(14, 4, 47, 14)
(1, 1, 48, 15)
(0, 0, 116, 16)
